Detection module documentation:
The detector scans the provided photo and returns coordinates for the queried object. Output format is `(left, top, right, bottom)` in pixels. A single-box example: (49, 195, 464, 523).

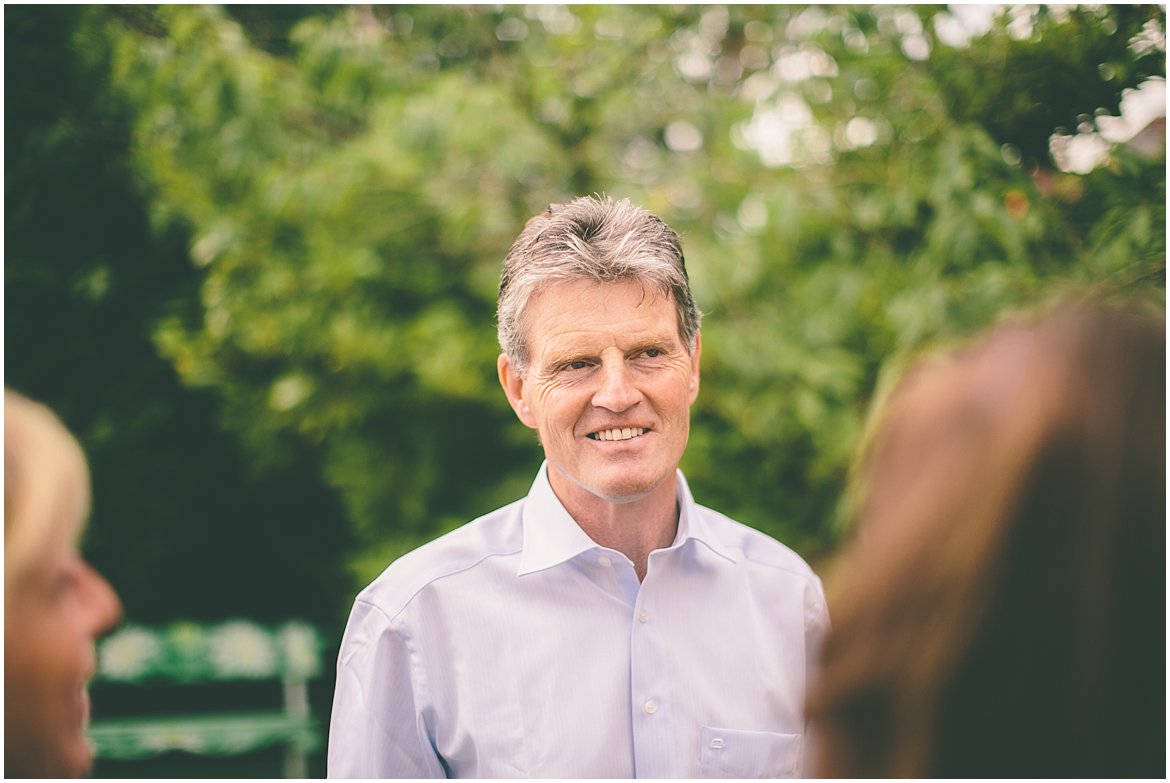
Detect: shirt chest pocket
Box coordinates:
(698, 726, 803, 778)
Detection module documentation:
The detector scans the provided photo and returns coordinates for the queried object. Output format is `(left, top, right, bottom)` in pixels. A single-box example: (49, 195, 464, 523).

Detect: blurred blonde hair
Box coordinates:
(4, 389, 91, 592)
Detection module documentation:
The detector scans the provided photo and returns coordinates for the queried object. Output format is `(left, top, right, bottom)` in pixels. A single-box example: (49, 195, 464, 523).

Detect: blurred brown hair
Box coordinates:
(808, 301, 1165, 777)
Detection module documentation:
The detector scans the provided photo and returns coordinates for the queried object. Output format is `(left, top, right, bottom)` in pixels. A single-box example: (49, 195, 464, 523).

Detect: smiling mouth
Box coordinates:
(588, 427, 647, 442)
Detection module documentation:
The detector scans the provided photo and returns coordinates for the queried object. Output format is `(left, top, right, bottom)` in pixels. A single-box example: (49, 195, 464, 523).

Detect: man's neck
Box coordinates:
(549, 472, 679, 581)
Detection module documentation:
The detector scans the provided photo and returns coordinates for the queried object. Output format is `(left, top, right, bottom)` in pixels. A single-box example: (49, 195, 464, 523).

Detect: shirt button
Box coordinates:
(598, 556, 612, 567)
(638, 610, 649, 623)
(643, 699, 658, 715)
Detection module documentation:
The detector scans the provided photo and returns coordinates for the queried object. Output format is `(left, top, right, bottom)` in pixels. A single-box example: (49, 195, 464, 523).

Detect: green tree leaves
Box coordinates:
(29, 5, 1163, 590)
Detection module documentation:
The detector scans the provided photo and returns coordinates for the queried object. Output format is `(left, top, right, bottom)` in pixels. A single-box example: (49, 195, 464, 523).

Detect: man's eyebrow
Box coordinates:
(627, 331, 685, 352)
(539, 345, 594, 369)
(543, 334, 679, 365)
(634, 334, 677, 348)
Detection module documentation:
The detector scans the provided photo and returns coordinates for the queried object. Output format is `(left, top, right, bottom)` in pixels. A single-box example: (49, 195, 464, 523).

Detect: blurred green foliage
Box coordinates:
(7, 5, 1165, 629)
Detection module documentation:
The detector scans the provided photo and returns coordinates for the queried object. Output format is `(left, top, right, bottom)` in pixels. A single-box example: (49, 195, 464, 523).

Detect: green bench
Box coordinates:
(88, 620, 325, 778)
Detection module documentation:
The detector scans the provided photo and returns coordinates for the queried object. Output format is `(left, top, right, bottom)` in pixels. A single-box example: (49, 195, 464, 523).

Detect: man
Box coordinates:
(328, 196, 828, 778)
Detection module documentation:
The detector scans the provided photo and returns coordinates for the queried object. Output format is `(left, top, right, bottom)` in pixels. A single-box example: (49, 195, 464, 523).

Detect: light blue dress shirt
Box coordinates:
(328, 463, 828, 778)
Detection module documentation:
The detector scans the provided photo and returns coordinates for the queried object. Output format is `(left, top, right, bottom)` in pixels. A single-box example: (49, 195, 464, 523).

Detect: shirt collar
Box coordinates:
(518, 462, 735, 576)
(672, 469, 736, 564)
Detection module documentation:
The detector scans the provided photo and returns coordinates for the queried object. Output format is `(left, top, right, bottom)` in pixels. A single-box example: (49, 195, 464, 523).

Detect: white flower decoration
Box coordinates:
(208, 621, 276, 677)
(99, 627, 161, 680)
(278, 624, 320, 678)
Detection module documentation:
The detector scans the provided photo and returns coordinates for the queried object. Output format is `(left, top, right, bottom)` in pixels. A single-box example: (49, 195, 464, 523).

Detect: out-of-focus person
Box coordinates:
(807, 301, 1165, 778)
(5, 389, 123, 778)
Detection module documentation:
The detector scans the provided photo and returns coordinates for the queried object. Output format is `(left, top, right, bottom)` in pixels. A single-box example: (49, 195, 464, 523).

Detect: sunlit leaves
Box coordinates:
(85, 4, 1165, 583)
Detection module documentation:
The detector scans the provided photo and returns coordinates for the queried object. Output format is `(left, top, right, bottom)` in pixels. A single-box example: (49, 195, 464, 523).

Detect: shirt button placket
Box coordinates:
(630, 586, 672, 777)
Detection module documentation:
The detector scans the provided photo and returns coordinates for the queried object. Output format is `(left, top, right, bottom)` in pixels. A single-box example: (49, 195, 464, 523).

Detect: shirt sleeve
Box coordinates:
(800, 574, 831, 778)
(327, 598, 447, 778)
(803, 572, 830, 668)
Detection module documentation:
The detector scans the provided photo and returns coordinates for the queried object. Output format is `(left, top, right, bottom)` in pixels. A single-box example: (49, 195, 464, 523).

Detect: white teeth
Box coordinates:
(594, 427, 645, 441)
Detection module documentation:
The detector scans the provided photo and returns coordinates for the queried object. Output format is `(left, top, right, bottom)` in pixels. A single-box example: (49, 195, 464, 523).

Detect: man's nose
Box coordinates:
(591, 359, 641, 412)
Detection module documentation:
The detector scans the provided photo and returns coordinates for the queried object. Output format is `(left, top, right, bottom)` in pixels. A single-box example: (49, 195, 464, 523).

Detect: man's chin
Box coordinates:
(585, 470, 675, 505)
(549, 459, 679, 508)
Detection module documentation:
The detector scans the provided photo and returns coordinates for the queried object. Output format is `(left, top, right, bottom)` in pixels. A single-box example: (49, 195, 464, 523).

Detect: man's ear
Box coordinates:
(688, 331, 702, 405)
(498, 354, 537, 429)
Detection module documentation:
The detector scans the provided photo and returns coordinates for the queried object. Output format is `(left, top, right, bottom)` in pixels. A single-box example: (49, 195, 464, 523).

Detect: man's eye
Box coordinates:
(567, 360, 590, 370)
(643, 348, 662, 358)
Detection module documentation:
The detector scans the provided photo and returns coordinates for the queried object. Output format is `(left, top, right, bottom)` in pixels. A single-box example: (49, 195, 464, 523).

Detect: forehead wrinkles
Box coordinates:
(526, 282, 676, 358)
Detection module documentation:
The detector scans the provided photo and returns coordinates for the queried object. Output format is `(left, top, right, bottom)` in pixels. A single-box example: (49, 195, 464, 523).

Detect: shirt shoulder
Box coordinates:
(693, 504, 830, 630)
(353, 497, 526, 621)
(694, 502, 820, 583)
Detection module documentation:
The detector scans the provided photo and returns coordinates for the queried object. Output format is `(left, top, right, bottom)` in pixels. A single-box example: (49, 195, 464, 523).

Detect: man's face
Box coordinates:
(498, 278, 701, 513)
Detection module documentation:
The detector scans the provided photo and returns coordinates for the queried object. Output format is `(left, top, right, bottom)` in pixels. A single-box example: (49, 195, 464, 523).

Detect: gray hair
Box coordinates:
(497, 196, 702, 374)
